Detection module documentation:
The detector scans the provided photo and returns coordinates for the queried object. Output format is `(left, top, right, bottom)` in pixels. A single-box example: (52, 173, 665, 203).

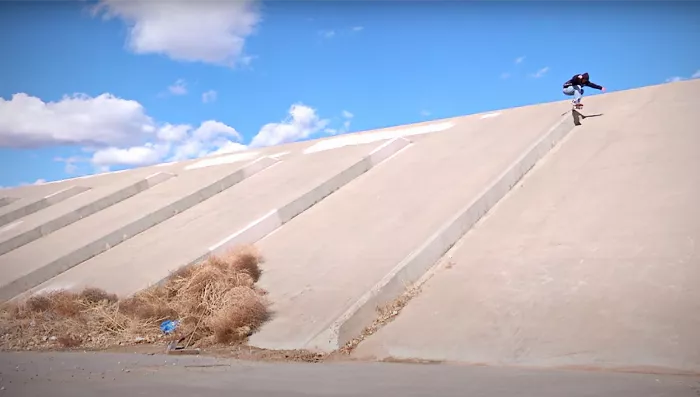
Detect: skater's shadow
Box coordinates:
(569, 109, 604, 126)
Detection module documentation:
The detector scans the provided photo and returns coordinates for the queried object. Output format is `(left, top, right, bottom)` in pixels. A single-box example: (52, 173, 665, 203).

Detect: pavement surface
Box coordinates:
(353, 80, 700, 372)
(1, 352, 699, 397)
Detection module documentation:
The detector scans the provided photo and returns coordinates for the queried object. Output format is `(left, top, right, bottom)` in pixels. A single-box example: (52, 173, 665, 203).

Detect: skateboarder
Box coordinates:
(562, 72, 605, 108)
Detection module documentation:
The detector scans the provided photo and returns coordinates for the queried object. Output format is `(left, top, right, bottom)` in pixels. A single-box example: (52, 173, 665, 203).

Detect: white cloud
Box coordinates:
(515, 56, 525, 64)
(319, 30, 336, 38)
(202, 90, 218, 103)
(0, 93, 154, 148)
(500, 72, 511, 79)
(250, 103, 329, 147)
(420, 109, 431, 117)
(157, 124, 190, 142)
(692, 70, 700, 79)
(168, 79, 187, 95)
(352, 26, 364, 32)
(342, 110, 354, 119)
(1, 91, 337, 176)
(92, 143, 170, 168)
(0, 91, 245, 171)
(530, 66, 550, 78)
(665, 76, 684, 83)
(93, 0, 261, 67)
(92, 120, 246, 167)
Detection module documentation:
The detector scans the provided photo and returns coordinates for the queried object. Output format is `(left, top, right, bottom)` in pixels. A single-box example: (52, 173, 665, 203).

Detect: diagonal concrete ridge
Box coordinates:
(17, 139, 411, 301)
(0, 197, 18, 208)
(0, 157, 277, 301)
(0, 186, 91, 227)
(207, 137, 412, 259)
(307, 112, 578, 351)
(0, 172, 175, 256)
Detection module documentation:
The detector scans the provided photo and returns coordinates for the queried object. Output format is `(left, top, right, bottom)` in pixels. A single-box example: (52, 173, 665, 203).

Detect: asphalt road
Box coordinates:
(1, 352, 699, 397)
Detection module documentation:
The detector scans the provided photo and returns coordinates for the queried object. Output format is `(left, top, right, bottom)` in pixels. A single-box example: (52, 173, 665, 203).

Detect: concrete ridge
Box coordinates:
(0, 172, 175, 256)
(0, 197, 18, 208)
(1, 157, 278, 301)
(307, 112, 579, 351)
(0, 186, 92, 227)
(182, 137, 412, 274)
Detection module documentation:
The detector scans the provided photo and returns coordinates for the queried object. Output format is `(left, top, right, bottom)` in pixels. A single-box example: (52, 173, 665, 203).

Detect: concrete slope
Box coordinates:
(0, 157, 275, 301)
(0, 196, 18, 208)
(354, 80, 700, 374)
(25, 139, 410, 297)
(248, 99, 582, 352)
(0, 170, 174, 256)
(0, 185, 92, 227)
(0, 165, 170, 219)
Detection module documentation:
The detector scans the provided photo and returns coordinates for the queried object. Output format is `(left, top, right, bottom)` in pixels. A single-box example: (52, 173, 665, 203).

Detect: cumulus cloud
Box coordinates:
(1, 90, 338, 176)
(92, 120, 245, 168)
(250, 103, 329, 147)
(530, 66, 549, 78)
(515, 56, 525, 64)
(92, 143, 170, 168)
(202, 90, 218, 103)
(0, 92, 245, 171)
(0, 93, 154, 148)
(93, 0, 261, 67)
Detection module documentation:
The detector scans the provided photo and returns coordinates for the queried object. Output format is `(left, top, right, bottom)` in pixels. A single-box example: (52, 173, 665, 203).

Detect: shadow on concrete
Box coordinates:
(570, 110, 604, 126)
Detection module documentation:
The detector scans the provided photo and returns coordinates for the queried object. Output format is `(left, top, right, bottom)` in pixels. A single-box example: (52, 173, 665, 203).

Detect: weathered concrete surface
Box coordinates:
(0, 171, 174, 256)
(2, 352, 698, 397)
(24, 140, 408, 297)
(354, 80, 700, 373)
(0, 185, 92, 228)
(249, 99, 580, 352)
(0, 158, 275, 301)
(0, 196, 18, 207)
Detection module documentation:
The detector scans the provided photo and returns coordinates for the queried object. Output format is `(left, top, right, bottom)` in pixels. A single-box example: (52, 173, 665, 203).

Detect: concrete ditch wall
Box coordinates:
(0, 81, 696, 372)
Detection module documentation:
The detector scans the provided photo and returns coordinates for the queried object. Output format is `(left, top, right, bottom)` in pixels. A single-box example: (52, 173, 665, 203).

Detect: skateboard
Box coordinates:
(572, 102, 584, 110)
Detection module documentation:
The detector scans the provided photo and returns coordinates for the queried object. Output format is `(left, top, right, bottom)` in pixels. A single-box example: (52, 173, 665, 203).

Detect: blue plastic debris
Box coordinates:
(160, 320, 179, 334)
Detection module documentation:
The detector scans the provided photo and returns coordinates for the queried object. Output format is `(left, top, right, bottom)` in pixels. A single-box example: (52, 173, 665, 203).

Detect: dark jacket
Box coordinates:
(563, 73, 603, 90)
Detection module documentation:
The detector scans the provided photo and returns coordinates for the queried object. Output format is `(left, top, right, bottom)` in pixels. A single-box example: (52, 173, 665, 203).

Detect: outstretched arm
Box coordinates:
(584, 81, 604, 90)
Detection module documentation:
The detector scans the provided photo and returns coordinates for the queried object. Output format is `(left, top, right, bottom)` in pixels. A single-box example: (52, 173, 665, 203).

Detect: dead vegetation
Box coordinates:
(0, 245, 270, 351)
(337, 285, 422, 356)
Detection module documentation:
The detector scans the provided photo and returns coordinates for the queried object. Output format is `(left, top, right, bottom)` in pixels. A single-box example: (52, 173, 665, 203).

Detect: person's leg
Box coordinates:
(573, 85, 583, 104)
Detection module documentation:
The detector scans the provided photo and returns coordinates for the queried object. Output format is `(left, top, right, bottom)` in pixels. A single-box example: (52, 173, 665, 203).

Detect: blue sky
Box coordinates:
(1, 0, 698, 188)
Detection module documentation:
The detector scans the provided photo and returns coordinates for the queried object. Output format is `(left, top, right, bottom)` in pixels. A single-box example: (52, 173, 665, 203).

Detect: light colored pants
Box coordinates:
(563, 85, 583, 103)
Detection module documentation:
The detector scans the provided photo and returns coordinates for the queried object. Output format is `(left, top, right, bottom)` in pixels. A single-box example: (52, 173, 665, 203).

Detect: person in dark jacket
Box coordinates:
(563, 72, 605, 107)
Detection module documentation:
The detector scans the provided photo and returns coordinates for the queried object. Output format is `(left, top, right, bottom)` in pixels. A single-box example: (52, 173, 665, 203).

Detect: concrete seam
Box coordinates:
(0, 197, 19, 208)
(308, 114, 576, 351)
(0, 186, 92, 228)
(0, 159, 275, 301)
(0, 173, 176, 256)
(150, 138, 413, 295)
